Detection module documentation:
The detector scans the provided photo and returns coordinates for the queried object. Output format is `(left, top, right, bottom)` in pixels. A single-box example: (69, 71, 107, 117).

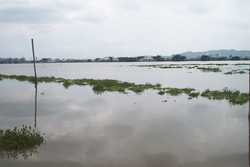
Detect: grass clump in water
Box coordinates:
(166, 88, 183, 96)
(188, 92, 200, 99)
(158, 90, 165, 95)
(63, 79, 71, 89)
(197, 67, 221, 72)
(0, 125, 45, 150)
(201, 88, 249, 105)
(37, 76, 56, 83)
(0, 73, 249, 105)
(182, 88, 196, 94)
(224, 69, 247, 75)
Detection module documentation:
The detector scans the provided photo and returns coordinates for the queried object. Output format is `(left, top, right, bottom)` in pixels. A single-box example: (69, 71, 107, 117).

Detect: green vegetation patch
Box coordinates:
(132, 63, 249, 75)
(224, 69, 248, 75)
(0, 73, 249, 105)
(201, 88, 249, 105)
(166, 88, 183, 96)
(0, 125, 45, 150)
(196, 67, 221, 72)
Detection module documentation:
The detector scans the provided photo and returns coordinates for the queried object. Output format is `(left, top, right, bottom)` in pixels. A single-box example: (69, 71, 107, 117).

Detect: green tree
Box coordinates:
(153, 55, 165, 61)
(95, 58, 100, 62)
(231, 56, 240, 60)
(118, 57, 138, 62)
(200, 55, 210, 61)
(172, 54, 186, 61)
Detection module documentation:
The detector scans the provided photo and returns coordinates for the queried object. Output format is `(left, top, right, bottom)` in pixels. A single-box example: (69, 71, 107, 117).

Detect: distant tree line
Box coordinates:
(200, 55, 242, 61)
(0, 54, 249, 64)
(0, 57, 26, 64)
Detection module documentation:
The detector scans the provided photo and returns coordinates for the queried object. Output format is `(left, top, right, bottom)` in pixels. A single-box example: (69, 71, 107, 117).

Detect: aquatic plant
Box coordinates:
(0, 73, 249, 105)
(224, 71, 233, 75)
(201, 88, 249, 105)
(132, 63, 249, 75)
(196, 67, 221, 72)
(235, 63, 250, 66)
(224, 69, 248, 75)
(158, 90, 165, 95)
(63, 79, 71, 89)
(165, 88, 183, 96)
(37, 76, 56, 83)
(182, 88, 196, 94)
(155, 83, 161, 87)
(129, 85, 145, 94)
(187, 92, 200, 99)
(0, 125, 45, 150)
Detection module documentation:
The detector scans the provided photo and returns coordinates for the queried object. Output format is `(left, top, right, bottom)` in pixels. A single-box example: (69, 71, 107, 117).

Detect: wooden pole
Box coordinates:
(31, 39, 37, 84)
(31, 39, 38, 128)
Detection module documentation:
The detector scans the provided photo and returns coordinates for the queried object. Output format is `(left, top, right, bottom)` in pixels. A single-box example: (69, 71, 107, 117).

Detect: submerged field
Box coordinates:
(0, 73, 249, 105)
(0, 61, 249, 166)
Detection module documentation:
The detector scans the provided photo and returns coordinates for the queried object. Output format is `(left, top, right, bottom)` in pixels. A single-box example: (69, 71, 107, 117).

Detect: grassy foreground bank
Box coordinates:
(0, 73, 249, 105)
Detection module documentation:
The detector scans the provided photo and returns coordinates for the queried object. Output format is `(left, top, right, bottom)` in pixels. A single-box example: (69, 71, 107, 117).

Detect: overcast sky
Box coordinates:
(0, 0, 249, 59)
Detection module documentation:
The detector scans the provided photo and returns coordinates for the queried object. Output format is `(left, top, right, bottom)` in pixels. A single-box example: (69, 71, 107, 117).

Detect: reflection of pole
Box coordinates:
(31, 39, 37, 84)
(34, 82, 37, 128)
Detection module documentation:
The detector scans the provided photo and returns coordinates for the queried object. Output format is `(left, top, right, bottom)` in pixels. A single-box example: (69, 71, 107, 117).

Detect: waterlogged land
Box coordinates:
(0, 62, 249, 166)
(131, 63, 250, 74)
(0, 73, 249, 105)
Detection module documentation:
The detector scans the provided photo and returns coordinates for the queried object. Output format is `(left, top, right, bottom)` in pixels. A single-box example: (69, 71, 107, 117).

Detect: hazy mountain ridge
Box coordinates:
(179, 49, 250, 57)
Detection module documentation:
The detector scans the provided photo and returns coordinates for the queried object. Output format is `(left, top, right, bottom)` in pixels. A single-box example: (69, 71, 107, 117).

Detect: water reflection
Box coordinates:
(0, 82, 45, 160)
(34, 82, 37, 128)
(142, 152, 177, 167)
(0, 79, 248, 166)
(93, 89, 105, 95)
(0, 146, 39, 159)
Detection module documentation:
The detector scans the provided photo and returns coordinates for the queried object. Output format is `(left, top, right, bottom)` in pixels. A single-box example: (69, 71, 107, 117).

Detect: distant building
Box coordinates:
(142, 55, 154, 61)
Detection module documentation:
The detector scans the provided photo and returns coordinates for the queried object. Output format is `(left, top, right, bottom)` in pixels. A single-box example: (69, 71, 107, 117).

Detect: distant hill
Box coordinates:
(178, 49, 250, 57)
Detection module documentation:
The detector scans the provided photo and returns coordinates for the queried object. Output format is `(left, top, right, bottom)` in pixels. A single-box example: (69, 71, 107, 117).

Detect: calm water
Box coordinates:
(0, 61, 249, 166)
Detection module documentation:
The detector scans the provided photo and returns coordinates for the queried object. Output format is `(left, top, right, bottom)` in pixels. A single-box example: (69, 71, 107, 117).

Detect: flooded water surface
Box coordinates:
(0, 61, 249, 166)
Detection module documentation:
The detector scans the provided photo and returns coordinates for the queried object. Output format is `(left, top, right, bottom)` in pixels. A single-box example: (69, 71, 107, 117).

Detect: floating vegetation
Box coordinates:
(196, 67, 221, 72)
(131, 63, 249, 74)
(188, 92, 200, 99)
(131, 64, 183, 69)
(201, 88, 249, 105)
(166, 88, 183, 96)
(37, 76, 56, 83)
(224, 69, 247, 75)
(224, 71, 233, 75)
(63, 79, 71, 89)
(158, 90, 165, 95)
(235, 63, 250, 66)
(0, 125, 45, 159)
(0, 73, 249, 105)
